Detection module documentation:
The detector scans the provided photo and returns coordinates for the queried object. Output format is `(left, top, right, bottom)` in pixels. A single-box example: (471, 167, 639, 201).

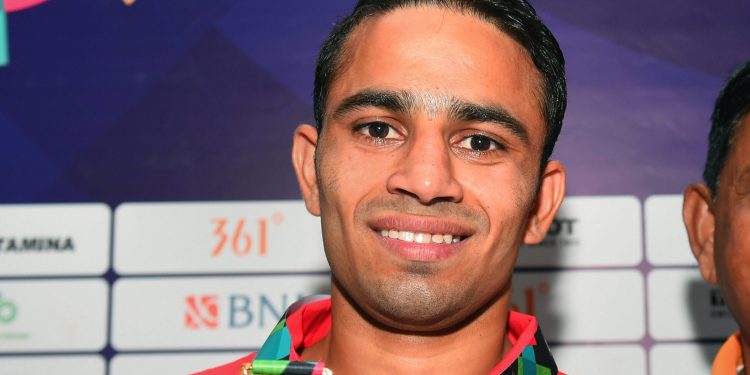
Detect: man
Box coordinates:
(199, 0, 567, 374)
(683, 61, 750, 375)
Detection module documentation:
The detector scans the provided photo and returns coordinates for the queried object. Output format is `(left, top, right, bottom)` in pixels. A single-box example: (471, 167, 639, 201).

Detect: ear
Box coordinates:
(683, 183, 717, 284)
(523, 160, 566, 244)
(292, 124, 321, 216)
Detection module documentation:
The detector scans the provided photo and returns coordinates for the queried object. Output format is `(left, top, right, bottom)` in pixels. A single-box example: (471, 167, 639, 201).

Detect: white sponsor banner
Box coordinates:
(110, 352, 248, 375)
(0, 203, 110, 276)
(518, 196, 642, 267)
(649, 343, 720, 375)
(648, 269, 736, 340)
(645, 195, 696, 266)
(111, 275, 330, 350)
(0, 355, 105, 375)
(114, 201, 328, 274)
(553, 344, 646, 375)
(511, 270, 645, 342)
(0, 279, 108, 352)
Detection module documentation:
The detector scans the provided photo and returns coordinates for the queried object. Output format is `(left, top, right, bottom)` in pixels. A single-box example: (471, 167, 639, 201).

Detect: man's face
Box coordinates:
(294, 7, 564, 331)
(685, 114, 750, 338)
(708, 115, 750, 334)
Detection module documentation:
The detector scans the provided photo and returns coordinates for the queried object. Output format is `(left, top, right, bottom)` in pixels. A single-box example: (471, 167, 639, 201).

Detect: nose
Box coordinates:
(386, 129, 463, 204)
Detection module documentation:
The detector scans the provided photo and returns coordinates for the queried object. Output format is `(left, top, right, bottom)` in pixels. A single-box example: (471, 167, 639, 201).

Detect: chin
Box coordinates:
(358, 276, 478, 332)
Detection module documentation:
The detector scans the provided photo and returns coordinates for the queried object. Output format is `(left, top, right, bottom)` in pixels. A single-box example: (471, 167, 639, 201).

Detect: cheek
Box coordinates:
(734, 170, 750, 196)
(316, 136, 395, 241)
(715, 208, 750, 325)
(465, 164, 534, 226)
(319, 150, 389, 207)
(720, 202, 750, 255)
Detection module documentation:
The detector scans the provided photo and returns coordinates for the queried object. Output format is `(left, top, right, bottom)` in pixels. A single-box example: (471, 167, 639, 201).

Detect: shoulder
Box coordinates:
(192, 353, 257, 375)
(712, 331, 743, 374)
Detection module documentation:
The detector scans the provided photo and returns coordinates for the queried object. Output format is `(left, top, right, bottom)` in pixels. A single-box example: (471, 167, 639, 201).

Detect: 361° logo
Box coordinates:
(0, 292, 18, 324)
(210, 214, 284, 257)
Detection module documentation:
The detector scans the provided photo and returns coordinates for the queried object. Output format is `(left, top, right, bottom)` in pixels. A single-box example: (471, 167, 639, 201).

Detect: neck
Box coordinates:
(301, 285, 512, 375)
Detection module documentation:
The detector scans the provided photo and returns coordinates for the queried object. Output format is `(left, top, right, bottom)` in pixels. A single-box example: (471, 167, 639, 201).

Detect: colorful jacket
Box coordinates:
(712, 332, 745, 375)
(195, 295, 563, 375)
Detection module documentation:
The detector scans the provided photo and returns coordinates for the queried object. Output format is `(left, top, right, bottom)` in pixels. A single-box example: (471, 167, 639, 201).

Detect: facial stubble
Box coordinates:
(314, 118, 527, 332)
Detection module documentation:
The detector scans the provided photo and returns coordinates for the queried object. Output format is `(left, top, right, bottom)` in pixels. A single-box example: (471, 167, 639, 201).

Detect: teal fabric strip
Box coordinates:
(256, 326, 293, 360)
(0, 0, 8, 66)
(522, 345, 537, 363)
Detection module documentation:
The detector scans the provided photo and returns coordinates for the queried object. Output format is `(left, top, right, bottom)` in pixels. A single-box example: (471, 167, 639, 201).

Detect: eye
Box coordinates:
(457, 134, 503, 152)
(356, 121, 400, 139)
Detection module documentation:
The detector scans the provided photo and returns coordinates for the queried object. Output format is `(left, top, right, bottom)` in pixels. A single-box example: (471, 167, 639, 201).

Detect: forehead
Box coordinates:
(328, 6, 545, 136)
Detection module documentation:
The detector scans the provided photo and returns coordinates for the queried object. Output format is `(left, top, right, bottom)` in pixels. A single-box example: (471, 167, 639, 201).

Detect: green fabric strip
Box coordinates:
(536, 364, 552, 375)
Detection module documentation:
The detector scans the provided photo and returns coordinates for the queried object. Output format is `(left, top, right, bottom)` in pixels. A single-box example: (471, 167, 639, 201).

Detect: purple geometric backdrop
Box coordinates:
(1, 0, 749, 371)
(2, 1, 749, 204)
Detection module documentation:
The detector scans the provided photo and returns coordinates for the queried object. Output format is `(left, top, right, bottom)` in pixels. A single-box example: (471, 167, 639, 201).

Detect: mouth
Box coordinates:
(378, 229, 467, 244)
(369, 216, 473, 261)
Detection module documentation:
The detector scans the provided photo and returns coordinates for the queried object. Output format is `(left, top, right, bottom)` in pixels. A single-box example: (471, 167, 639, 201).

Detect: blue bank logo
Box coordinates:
(184, 293, 305, 330)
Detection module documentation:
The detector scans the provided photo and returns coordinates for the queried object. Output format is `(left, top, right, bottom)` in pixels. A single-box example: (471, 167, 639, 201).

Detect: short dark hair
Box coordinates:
(704, 61, 750, 195)
(313, 0, 566, 163)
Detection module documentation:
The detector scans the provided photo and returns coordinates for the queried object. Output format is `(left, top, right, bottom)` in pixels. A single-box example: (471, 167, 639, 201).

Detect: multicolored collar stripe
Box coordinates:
(504, 327, 558, 375)
(249, 296, 330, 375)
(241, 360, 331, 375)
(249, 295, 558, 375)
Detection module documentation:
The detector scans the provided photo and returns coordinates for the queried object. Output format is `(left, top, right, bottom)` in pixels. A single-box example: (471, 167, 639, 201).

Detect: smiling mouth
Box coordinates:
(379, 229, 467, 244)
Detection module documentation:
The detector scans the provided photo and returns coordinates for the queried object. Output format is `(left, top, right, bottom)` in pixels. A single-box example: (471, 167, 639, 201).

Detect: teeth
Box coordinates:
(380, 229, 464, 244)
(414, 232, 426, 243)
(388, 230, 399, 239)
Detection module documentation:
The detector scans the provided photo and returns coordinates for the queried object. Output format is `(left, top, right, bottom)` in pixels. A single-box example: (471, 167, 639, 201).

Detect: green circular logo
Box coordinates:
(0, 294, 17, 324)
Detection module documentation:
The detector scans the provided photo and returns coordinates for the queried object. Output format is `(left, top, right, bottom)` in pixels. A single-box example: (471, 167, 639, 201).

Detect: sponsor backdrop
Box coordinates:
(1, 1, 749, 374)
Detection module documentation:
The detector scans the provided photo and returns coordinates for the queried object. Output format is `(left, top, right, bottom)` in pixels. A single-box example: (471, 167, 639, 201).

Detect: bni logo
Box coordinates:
(0, 292, 18, 324)
(184, 295, 218, 329)
(183, 293, 304, 331)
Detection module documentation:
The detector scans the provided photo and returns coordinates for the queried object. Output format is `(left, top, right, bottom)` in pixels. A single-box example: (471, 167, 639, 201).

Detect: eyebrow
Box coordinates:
(331, 88, 530, 144)
(332, 89, 415, 119)
(448, 101, 530, 144)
